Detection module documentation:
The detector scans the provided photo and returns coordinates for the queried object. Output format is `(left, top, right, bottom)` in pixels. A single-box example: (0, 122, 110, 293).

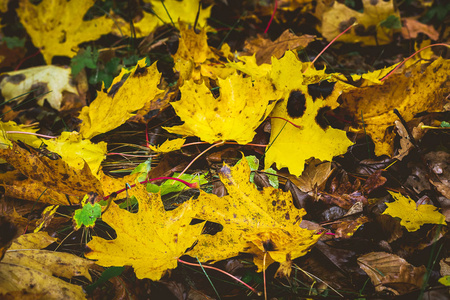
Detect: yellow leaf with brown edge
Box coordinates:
(187, 158, 322, 273)
(85, 185, 204, 281)
(0, 232, 91, 299)
(164, 72, 282, 144)
(42, 131, 106, 178)
(17, 0, 114, 64)
(316, 0, 400, 46)
(383, 191, 446, 232)
(78, 58, 163, 139)
(340, 57, 450, 156)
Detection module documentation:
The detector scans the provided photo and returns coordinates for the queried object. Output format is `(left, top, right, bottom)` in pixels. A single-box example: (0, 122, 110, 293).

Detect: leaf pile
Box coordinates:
(0, 0, 449, 299)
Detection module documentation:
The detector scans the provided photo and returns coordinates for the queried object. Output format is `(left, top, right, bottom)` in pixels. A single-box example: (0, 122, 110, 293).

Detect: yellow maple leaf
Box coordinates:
(187, 159, 322, 273)
(164, 72, 282, 144)
(173, 23, 235, 82)
(263, 51, 354, 176)
(316, 0, 401, 46)
(78, 58, 163, 139)
(85, 185, 204, 281)
(341, 57, 450, 156)
(0, 65, 79, 110)
(383, 191, 447, 232)
(42, 131, 106, 178)
(113, 0, 212, 38)
(17, 0, 114, 64)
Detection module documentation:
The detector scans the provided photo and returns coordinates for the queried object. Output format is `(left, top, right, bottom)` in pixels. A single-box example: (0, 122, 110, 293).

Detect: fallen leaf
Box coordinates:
(242, 30, 315, 65)
(0, 142, 103, 200)
(78, 58, 163, 139)
(164, 72, 281, 144)
(17, 0, 114, 64)
(0, 65, 79, 110)
(401, 18, 439, 40)
(383, 191, 447, 232)
(148, 138, 186, 153)
(358, 252, 426, 295)
(341, 57, 450, 156)
(85, 185, 204, 281)
(316, 0, 401, 46)
(42, 131, 106, 178)
(187, 158, 322, 274)
(112, 0, 212, 38)
(0, 232, 92, 299)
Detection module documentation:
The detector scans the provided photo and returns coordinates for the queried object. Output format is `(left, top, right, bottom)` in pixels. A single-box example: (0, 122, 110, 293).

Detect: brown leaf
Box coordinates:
(401, 18, 439, 40)
(358, 252, 426, 295)
(243, 30, 315, 65)
(0, 142, 103, 199)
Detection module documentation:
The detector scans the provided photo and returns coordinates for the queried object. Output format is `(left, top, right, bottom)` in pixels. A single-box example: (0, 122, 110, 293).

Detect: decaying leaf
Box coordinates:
(401, 18, 439, 40)
(0, 142, 103, 202)
(341, 57, 450, 156)
(383, 191, 447, 232)
(78, 58, 163, 139)
(85, 185, 204, 281)
(358, 252, 426, 295)
(0, 65, 79, 110)
(17, 0, 114, 64)
(187, 158, 322, 274)
(0, 232, 92, 299)
(164, 72, 281, 144)
(242, 30, 315, 65)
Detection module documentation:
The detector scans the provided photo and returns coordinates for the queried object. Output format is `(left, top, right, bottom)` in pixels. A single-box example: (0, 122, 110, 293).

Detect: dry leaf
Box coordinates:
(358, 252, 426, 295)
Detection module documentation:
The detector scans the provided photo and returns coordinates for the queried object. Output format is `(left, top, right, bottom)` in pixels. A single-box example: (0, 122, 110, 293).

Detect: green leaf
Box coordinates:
(71, 46, 99, 76)
(380, 15, 402, 29)
(130, 158, 152, 182)
(84, 266, 125, 294)
(147, 173, 208, 195)
(1, 36, 26, 49)
(265, 167, 279, 189)
(73, 202, 101, 230)
(441, 121, 450, 128)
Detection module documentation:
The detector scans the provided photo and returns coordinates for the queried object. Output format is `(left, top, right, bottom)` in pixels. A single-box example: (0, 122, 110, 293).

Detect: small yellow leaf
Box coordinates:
(148, 138, 186, 153)
(383, 191, 447, 232)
